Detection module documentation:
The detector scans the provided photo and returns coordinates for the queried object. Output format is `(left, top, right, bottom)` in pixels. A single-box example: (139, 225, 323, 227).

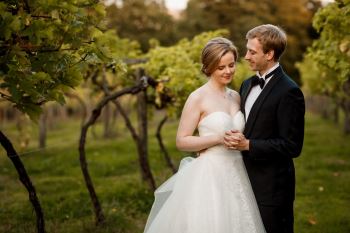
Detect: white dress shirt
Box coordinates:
(244, 63, 280, 121)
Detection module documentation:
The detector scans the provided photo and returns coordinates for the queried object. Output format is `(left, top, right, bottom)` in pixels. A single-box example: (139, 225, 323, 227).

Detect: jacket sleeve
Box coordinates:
(247, 87, 305, 160)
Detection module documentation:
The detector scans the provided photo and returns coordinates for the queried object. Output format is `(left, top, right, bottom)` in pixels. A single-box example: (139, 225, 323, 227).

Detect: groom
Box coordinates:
(224, 24, 305, 233)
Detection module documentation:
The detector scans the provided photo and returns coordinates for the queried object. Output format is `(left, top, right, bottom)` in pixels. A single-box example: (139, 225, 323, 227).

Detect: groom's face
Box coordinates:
(245, 38, 269, 74)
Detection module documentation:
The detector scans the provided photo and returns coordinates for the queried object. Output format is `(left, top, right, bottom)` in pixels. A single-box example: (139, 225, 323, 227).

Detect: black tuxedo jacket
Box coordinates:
(240, 66, 305, 206)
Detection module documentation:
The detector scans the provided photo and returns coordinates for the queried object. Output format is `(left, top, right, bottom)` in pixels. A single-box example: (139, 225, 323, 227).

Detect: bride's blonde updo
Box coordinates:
(201, 37, 238, 77)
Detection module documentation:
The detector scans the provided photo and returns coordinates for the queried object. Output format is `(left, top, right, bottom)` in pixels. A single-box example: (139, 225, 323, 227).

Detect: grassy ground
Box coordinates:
(0, 112, 349, 233)
(294, 113, 350, 233)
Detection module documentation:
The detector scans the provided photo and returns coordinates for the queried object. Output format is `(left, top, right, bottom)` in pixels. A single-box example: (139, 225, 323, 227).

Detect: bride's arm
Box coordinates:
(176, 93, 222, 152)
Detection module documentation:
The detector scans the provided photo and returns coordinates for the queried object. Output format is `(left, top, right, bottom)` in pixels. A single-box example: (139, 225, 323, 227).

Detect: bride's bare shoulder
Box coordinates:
(187, 85, 207, 102)
(181, 86, 207, 114)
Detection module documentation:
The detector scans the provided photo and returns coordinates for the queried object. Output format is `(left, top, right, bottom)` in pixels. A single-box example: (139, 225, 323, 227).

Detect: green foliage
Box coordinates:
(0, 0, 132, 120)
(106, 0, 176, 52)
(298, 0, 349, 100)
(143, 30, 228, 117)
(143, 29, 254, 117)
(232, 60, 254, 90)
(297, 56, 340, 97)
(143, 29, 255, 117)
(308, 0, 350, 86)
(177, 0, 319, 83)
(298, 0, 350, 133)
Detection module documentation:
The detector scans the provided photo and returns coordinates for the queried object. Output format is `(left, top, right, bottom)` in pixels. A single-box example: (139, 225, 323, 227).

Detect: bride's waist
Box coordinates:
(199, 145, 241, 156)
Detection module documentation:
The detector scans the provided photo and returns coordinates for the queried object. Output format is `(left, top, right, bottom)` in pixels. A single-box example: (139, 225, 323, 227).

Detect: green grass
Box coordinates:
(0, 112, 349, 232)
(294, 113, 350, 233)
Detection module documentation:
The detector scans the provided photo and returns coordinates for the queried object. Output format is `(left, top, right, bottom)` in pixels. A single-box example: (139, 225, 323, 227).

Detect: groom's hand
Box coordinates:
(224, 130, 250, 151)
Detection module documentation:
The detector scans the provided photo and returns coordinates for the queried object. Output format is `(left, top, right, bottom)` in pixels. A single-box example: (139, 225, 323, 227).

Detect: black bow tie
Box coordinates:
(251, 71, 275, 89)
(252, 77, 265, 89)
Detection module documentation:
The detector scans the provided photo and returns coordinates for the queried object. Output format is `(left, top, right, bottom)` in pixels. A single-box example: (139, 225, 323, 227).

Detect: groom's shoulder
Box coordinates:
(246, 74, 256, 80)
(241, 75, 255, 88)
(280, 73, 301, 90)
(277, 74, 304, 100)
(276, 66, 299, 88)
(245, 74, 256, 82)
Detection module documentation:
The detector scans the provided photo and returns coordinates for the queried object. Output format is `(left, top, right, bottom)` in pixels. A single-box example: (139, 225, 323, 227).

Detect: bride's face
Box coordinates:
(210, 52, 236, 85)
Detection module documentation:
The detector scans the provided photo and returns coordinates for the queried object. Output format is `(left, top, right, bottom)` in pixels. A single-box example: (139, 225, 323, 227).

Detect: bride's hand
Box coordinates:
(223, 130, 241, 149)
(217, 133, 226, 145)
(224, 130, 249, 151)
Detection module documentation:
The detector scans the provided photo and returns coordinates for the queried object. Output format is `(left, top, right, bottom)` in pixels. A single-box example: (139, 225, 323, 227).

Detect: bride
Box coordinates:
(143, 37, 266, 233)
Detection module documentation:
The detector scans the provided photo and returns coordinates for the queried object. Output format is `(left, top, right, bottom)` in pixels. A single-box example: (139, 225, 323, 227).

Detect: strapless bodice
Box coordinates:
(198, 111, 245, 136)
(198, 111, 245, 154)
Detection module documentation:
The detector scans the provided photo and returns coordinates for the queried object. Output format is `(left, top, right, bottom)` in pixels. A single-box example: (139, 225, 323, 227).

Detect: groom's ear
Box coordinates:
(266, 50, 275, 61)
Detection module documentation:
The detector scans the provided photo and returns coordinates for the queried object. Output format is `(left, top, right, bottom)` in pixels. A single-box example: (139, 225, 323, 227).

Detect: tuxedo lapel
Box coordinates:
(244, 66, 284, 136)
(240, 77, 256, 119)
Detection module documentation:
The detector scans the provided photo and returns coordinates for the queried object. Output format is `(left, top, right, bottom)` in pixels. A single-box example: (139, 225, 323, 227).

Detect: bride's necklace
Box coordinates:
(208, 82, 228, 99)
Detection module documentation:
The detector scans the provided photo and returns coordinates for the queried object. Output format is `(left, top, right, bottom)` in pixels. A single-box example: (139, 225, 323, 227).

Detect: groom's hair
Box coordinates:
(201, 37, 238, 77)
(246, 24, 287, 61)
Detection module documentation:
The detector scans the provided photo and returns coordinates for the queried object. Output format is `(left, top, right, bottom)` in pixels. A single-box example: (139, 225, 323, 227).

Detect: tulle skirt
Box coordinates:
(144, 147, 266, 233)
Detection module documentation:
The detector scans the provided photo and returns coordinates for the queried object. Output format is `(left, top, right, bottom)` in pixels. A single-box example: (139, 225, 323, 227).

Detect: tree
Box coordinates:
(143, 29, 253, 116)
(177, 0, 320, 84)
(0, 0, 108, 119)
(298, 0, 350, 133)
(106, 0, 176, 51)
(0, 0, 128, 229)
(78, 72, 152, 223)
(85, 64, 160, 192)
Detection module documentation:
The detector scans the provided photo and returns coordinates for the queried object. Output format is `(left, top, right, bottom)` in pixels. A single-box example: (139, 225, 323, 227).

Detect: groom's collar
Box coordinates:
(256, 62, 280, 79)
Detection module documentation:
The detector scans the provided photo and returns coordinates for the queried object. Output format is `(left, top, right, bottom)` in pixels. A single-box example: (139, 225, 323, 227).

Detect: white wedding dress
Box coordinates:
(144, 111, 266, 233)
